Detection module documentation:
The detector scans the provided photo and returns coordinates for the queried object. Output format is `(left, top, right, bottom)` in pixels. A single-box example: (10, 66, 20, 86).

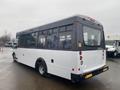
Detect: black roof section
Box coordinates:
(17, 15, 102, 36)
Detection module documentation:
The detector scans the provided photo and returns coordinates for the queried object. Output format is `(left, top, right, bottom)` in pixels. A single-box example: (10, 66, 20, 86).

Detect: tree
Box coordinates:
(0, 31, 11, 46)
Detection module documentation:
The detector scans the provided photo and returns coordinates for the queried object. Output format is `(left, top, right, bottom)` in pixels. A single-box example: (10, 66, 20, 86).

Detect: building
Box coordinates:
(105, 34, 120, 41)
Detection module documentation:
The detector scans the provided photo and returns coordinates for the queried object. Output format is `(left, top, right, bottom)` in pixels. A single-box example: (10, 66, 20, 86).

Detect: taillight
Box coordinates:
(79, 51, 82, 60)
(103, 50, 104, 59)
(80, 56, 83, 60)
(79, 51, 83, 65)
(79, 51, 82, 55)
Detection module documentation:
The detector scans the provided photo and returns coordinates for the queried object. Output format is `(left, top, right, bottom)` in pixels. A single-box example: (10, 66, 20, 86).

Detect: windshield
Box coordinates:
(83, 26, 101, 46)
(105, 41, 116, 46)
(105, 40, 119, 46)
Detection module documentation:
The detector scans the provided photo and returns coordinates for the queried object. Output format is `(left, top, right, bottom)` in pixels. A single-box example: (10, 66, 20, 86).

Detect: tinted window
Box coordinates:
(18, 32, 37, 48)
(66, 25, 73, 31)
(38, 32, 46, 48)
(59, 31, 72, 49)
(46, 29, 58, 49)
(60, 26, 65, 32)
(105, 40, 116, 46)
(83, 26, 101, 46)
(119, 42, 120, 46)
(18, 25, 73, 50)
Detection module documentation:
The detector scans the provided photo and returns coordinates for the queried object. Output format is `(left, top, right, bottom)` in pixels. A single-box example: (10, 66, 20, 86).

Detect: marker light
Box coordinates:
(80, 56, 83, 60)
(79, 51, 82, 55)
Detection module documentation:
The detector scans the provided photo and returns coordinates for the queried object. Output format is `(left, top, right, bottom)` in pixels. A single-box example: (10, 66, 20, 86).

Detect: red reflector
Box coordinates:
(81, 60, 83, 65)
(80, 56, 83, 60)
(103, 50, 104, 56)
(79, 51, 82, 55)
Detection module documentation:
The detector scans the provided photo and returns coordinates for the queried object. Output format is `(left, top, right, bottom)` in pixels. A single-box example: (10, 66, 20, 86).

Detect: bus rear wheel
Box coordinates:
(38, 62, 47, 76)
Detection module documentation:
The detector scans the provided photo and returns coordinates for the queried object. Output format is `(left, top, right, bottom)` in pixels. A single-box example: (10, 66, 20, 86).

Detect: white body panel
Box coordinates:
(15, 48, 105, 80)
(116, 41, 120, 53)
(79, 50, 106, 74)
(106, 45, 116, 52)
(15, 48, 79, 80)
(118, 46, 120, 53)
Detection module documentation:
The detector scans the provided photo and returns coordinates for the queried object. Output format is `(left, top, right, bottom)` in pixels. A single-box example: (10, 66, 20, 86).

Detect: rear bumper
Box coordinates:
(71, 65, 109, 82)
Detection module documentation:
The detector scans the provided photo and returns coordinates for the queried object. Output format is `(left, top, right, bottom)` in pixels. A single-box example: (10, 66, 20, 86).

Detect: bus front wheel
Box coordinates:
(37, 61, 47, 76)
(12, 52, 17, 62)
(113, 51, 118, 57)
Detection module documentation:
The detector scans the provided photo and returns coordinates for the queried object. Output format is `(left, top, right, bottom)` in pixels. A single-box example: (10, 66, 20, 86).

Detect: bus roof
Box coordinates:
(17, 15, 102, 36)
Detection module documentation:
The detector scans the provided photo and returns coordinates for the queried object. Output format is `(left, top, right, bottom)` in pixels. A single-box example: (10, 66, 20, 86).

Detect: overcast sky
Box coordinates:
(0, 0, 120, 38)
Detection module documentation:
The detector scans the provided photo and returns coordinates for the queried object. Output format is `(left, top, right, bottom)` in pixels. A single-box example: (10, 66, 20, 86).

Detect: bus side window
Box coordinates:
(59, 31, 72, 50)
(18, 35, 26, 47)
(30, 32, 38, 48)
(38, 32, 46, 48)
(46, 29, 58, 49)
(18, 32, 38, 48)
(19, 34, 34, 48)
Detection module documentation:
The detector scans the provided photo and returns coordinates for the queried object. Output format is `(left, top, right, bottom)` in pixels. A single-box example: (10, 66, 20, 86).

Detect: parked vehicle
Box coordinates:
(5, 41, 17, 48)
(5, 41, 12, 47)
(106, 40, 120, 57)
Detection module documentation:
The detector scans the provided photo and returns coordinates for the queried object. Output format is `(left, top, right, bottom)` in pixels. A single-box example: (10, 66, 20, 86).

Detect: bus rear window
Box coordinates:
(83, 26, 101, 46)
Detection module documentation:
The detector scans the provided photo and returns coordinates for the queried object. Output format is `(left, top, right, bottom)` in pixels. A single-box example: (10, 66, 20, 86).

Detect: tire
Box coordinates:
(114, 51, 118, 57)
(12, 52, 17, 62)
(38, 61, 47, 76)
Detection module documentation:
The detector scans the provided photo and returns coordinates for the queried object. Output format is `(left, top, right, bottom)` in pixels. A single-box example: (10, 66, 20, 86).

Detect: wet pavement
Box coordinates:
(0, 48, 120, 90)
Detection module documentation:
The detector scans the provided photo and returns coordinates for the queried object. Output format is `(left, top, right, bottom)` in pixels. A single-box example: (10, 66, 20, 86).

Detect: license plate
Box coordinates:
(85, 74, 93, 79)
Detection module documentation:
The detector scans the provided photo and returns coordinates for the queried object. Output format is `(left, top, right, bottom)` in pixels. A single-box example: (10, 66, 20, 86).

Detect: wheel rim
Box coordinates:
(114, 52, 117, 56)
(39, 64, 45, 75)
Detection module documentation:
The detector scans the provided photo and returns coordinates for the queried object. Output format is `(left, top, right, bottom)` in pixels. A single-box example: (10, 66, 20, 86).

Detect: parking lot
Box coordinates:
(0, 48, 120, 90)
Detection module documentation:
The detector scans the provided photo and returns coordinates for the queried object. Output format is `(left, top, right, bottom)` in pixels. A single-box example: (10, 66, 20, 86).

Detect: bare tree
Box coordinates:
(0, 31, 11, 46)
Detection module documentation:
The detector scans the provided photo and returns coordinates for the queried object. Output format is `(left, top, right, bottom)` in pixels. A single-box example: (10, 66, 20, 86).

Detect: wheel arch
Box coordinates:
(35, 57, 47, 71)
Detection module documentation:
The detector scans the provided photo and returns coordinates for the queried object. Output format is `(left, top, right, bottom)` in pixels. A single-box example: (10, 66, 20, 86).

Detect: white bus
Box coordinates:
(12, 15, 109, 82)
